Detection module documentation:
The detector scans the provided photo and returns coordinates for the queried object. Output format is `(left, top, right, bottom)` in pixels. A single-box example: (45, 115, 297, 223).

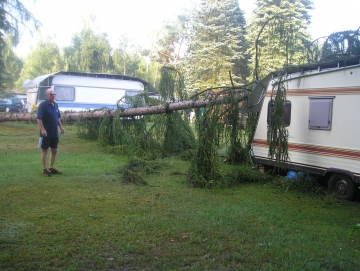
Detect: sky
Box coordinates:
(15, 0, 360, 57)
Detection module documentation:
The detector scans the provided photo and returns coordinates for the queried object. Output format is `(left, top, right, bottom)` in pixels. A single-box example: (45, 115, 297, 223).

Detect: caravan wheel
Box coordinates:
(328, 174, 355, 201)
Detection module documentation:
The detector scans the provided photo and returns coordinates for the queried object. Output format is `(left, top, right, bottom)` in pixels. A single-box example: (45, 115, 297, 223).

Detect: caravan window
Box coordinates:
(125, 90, 141, 97)
(267, 100, 291, 127)
(54, 86, 75, 101)
(308, 97, 334, 130)
(124, 90, 141, 104)
(38, 87, 49, 101)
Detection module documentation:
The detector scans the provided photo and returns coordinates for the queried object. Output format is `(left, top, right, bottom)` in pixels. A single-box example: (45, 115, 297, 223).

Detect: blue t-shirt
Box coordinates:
(37, 100, 61, 138)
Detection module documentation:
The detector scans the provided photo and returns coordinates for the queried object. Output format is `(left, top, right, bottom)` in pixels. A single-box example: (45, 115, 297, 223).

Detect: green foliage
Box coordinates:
(15, 39, 63, 88)
(120, 156, 168, 185)
(304, 28, 360, 64)
(77, 66, 287, 189)
(161, 111, 195, 156)
(267, 74, 290, 167)
(0, 35, 7, 92)
(77, 90, 196, 161)
(187, 105, 223, 188)
(321, 28, 360, 60)
(120, 156, 151, 185)
(271, 172, 327, 196)
(97, 111, 114, 146)
(74, 66, 262, 189)
(112, 110, 159, 159)
(76, 116, 100, 140)
(0, 0, 40, 44)
(183, 0, 249, 90)
(112, 35, 142, 76)
(112, 35, 161, 86)
(2, 36, 22, 89)
(112, 113, 146, 147)
(187, 80, 259, 187)
(159, 65, 187, 102)
(0, 0, 40, 93)
(245, 111, 260, 147)
(222, 89, 251, 165)
(155, 15, 188, 65)
(224, 166, 275, 187)
(63, 19, 112, 73)
(246, 0, 313, 80)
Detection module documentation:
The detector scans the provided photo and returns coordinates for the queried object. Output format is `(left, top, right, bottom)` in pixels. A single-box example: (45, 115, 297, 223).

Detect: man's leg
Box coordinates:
(41, 148, 52, 176)
(41, 148, 49, 170)
(49, 148, 58, 169)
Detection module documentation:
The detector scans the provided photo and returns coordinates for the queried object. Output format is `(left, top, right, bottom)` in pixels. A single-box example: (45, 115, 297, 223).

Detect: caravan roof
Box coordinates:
(22, 72, 58, 90)
(22, 71, 158, 95)
(52, 74, 144, 90)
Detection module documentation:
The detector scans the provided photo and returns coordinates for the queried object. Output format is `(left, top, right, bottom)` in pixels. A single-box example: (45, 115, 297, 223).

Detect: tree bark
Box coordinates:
(0, 97, 231, 122)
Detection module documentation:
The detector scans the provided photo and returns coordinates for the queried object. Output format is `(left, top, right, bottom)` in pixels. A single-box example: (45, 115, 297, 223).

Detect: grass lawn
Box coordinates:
(0, 121, 359, 271)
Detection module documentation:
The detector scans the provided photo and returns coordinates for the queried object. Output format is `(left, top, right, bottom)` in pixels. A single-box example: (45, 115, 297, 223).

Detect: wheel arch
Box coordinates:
(323, 168, 356, 182)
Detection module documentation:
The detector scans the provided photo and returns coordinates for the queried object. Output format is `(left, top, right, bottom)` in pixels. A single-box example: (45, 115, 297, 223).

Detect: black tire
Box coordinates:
(328, 173, 355, 200)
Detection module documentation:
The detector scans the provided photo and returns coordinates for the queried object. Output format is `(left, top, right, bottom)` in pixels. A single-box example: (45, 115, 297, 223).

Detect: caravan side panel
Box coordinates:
(50, 75, 144, 112)
(253, 65, 360, 182)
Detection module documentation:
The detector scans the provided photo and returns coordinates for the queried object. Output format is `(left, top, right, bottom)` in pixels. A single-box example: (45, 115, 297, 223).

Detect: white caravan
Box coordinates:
(22, 71, 157, 112)
(244, 55, 360, 200)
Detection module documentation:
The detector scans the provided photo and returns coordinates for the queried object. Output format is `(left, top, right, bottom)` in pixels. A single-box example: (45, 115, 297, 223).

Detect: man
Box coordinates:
(37, 88, 65, 177)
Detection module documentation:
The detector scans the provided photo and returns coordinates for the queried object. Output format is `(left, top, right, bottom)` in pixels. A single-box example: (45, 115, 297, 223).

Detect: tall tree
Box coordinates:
(156, 15, 188, 66)
(15, 39, 62, 88)
(321, 28, 360, 60)
(182, 0, 249, 91)
(3, 35, 22, 89)
(144, 15, 189, 88)
(63, 16, 112, 73)
(132, 54, 160, 86)
(246, 0, 313, 80)
(112, 35, 142, 76)
(0, 0, 40, 93)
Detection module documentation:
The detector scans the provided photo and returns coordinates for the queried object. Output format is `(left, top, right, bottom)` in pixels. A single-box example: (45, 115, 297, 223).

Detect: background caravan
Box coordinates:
(22, 71, 157, 112)
(241, 55, 360, 200)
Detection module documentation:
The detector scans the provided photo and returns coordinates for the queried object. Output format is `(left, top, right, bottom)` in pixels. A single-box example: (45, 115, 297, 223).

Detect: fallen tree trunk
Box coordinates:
(0, 96, 234, 122)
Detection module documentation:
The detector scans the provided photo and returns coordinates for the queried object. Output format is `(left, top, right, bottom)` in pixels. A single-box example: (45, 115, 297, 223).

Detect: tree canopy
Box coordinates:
(63, 27, 112, 73)
(3, 35, 22, 89)
(15, 39, 62, 88)
(246, 0, 313, 80)
(4, 0, 359, 96)
(0, 0, 40, 92)
(182, 0, 249, 91)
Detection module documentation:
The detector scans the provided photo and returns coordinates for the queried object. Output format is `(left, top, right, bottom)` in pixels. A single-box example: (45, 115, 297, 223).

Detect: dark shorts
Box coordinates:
(41, 137, 59, 150)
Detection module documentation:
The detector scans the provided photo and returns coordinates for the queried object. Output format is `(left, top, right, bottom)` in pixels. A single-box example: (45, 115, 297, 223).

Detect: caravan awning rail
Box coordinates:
(284, 55, 360, 75)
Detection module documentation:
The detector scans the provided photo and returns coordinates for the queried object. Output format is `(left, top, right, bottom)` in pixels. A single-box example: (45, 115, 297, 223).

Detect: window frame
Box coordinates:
(267, 99, 292, 127)
(54, 86, 76, 101)
(308, 96, 335, 131)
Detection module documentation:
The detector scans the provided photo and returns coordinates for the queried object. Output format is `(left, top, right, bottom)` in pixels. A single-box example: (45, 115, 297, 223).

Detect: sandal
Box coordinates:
(43, 169, 51, 177)
(49, 168, 62, 175)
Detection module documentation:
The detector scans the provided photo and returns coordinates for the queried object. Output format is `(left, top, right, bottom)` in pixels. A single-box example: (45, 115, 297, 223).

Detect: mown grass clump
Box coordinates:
(120, 156, 165, 185)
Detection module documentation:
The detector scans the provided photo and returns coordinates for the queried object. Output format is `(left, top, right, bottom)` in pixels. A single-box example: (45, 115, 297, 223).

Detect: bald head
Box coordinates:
(45, 88, 56, 103)
(45, 88, 53, 95)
